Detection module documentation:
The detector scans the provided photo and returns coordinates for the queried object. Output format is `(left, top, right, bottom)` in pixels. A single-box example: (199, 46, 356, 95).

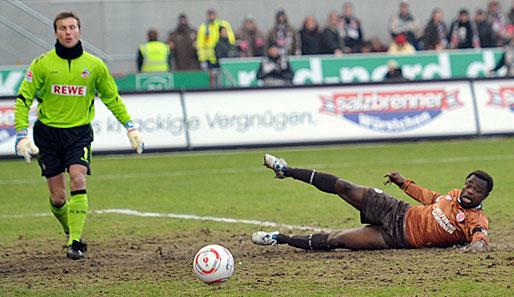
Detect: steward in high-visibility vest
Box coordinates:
(137, 29, 171, 72)
(196, 9, 235, 68)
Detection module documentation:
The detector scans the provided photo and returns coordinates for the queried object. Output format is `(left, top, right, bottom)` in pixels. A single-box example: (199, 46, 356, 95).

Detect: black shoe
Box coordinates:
(66, 240, 87, 260)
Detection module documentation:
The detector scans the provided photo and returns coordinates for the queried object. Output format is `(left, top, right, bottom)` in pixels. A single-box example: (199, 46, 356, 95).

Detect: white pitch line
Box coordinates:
(0, 208, 330, 233)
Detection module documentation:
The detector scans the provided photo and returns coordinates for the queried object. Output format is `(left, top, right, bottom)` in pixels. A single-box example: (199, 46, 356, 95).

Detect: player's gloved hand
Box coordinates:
(125, 121, 143, 154)
(383, 171, 406, 187)
(15, 129, 39, 163)
(462, 240, 487, 253)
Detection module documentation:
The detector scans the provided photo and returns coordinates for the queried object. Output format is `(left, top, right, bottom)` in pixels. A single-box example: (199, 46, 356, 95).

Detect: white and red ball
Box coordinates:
(193, 244, 234, 284)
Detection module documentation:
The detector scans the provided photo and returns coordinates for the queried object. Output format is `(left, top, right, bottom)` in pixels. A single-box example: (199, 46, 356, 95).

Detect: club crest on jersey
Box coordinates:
(81, 68, 90, 79)
(487, 86, 514, 112)
(25, 71, 33, 83)
(319, 89, 463, 132)
(456, 211, 465, 222)
(51, 84, 87, 96)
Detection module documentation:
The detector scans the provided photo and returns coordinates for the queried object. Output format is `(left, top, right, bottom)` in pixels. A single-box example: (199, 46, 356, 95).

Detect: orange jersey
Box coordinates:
(402, 180, 489, 248)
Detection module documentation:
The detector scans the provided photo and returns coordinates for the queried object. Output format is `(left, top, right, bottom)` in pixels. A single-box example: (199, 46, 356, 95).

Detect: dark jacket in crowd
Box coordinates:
(448, 20, 474, 49)
(299, 27, 324, 55)
(168, 24, 200, 70)
(476, 20, 496, 48)
(341, 15, 363, 52)
(256, 55, 294, 85)
(215, 37, 239, 62)
(423, 20, 448, 50)
(321, 26, 343, 54)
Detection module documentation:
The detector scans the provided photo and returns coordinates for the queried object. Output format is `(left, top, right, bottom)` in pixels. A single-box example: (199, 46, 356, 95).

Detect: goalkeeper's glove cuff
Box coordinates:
(15, 129, 39, 163)
(125, 121, 144, 154)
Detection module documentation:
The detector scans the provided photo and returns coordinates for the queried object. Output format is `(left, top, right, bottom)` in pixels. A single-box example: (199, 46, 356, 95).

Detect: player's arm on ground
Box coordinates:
(95, 60, 143, 153)
(462, 215, 489, 253)
(14, 58, 42, 162)
(384, 171, 439, 205)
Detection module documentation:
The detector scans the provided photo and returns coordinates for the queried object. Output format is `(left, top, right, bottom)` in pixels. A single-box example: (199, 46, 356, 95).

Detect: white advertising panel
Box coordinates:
(0, 99, 20, 156)
(184, 82, 477, 147)
(0, 93, 187, 156)
(472, 79, 514, 134)
(92, 93, 187, 151)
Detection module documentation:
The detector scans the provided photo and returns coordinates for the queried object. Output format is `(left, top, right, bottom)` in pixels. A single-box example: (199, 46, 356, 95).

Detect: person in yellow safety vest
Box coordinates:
(196, 8, 235, 70)
(137, 29, 171, 72)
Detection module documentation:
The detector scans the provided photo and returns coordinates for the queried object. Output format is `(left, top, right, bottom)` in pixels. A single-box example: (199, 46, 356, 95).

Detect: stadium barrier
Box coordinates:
(0, 48, 504, 96)
(0, 77, 513, 156)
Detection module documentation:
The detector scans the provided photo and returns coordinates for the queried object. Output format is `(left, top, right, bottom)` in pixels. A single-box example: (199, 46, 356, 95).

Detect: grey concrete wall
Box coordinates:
(1, 0, 513, 73)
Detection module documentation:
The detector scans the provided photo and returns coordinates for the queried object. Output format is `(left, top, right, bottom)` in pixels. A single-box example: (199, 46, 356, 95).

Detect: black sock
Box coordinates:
(284, 168, 338, 194)
(276, 233, 331, 251)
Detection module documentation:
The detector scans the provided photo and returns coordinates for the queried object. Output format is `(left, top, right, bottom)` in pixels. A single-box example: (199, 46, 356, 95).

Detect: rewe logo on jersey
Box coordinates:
(0, 106, 16, 144)
(487, 86, 514, 112)
(319, 89, 462, 132)
(51, 84, 87, 96)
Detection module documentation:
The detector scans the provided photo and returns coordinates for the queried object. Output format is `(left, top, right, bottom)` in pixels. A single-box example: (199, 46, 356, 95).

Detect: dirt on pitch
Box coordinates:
(1, 228, 513, 296)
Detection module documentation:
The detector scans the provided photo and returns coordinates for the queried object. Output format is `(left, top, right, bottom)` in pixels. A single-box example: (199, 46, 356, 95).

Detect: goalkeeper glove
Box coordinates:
(125, 121, 144, 154)
(15, 129, 39, 163)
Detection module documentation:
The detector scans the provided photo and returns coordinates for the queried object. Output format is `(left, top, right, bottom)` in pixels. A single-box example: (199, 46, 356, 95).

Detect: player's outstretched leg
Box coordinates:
(263, 153, 338, 194)
(263, 153, 368, 210)
(252, 231, 331, 250)
(252, 226, 390, 251)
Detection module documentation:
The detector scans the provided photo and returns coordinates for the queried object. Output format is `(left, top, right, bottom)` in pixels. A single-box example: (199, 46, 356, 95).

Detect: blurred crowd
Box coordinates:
(136, 0, 514, 84)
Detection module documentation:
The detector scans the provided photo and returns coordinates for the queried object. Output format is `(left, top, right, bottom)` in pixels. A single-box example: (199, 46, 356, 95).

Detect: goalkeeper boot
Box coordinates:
(263, 154, 288, 179)
(251, 231, 279, 246)
(66, 240, 88, 260)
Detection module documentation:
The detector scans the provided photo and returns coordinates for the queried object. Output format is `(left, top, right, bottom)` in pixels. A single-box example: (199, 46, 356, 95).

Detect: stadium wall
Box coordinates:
(1, 77, 513, 157)
(1, 0, 513, 73)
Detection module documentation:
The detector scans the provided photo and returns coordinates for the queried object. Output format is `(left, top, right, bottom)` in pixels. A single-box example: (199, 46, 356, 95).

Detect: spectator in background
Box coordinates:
(215, 27, 239, 62)
(423, 8, 448, 50)
(475, 9, 497, 48)
(383, 60, 405, 81)
(389, 0, 421, 49)
(508, 0, 514, 25)
(369, 37, 388, 52)
(236, 16, 266, 57)
(168, 14, 200, 71)
(256, 43, 294, 86)
(490, 32, 514, 76)
(322, 11, 344, 55)
(448, 9, 475, 49)
(196, 8, 235, 71)
(487, 0, 507, 46)
(388, 33, 416, 55)
(267, 9, 299, 56)
(137, 29, 171, 72)
(299, 15, 324, 55)
(339, 2, 364, 53)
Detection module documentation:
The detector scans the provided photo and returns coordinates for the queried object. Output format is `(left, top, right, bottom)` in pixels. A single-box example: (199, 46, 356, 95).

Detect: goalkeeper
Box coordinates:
(14, 11, 143, 260)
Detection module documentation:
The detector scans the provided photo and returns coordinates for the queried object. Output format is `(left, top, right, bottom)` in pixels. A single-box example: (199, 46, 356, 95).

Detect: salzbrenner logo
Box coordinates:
(51, 84, 87, 96)
(0, 106, 16, 144)
(487, 86, 514, 111)
(319, 89, 462, 132)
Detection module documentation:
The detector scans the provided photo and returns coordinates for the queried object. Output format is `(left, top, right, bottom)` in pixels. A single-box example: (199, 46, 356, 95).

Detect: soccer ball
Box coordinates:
(193, 244, 234, 284)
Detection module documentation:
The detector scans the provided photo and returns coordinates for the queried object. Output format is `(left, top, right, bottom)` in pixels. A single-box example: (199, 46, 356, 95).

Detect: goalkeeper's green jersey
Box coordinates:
(15, 47, 132, 130)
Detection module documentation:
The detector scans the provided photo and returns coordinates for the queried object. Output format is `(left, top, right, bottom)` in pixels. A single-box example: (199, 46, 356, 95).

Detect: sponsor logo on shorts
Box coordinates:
(319, 89, 463, 132)
(51, 84, 87, 96)
(487, 86, 514, 112)
(431, 206, 456, 234)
